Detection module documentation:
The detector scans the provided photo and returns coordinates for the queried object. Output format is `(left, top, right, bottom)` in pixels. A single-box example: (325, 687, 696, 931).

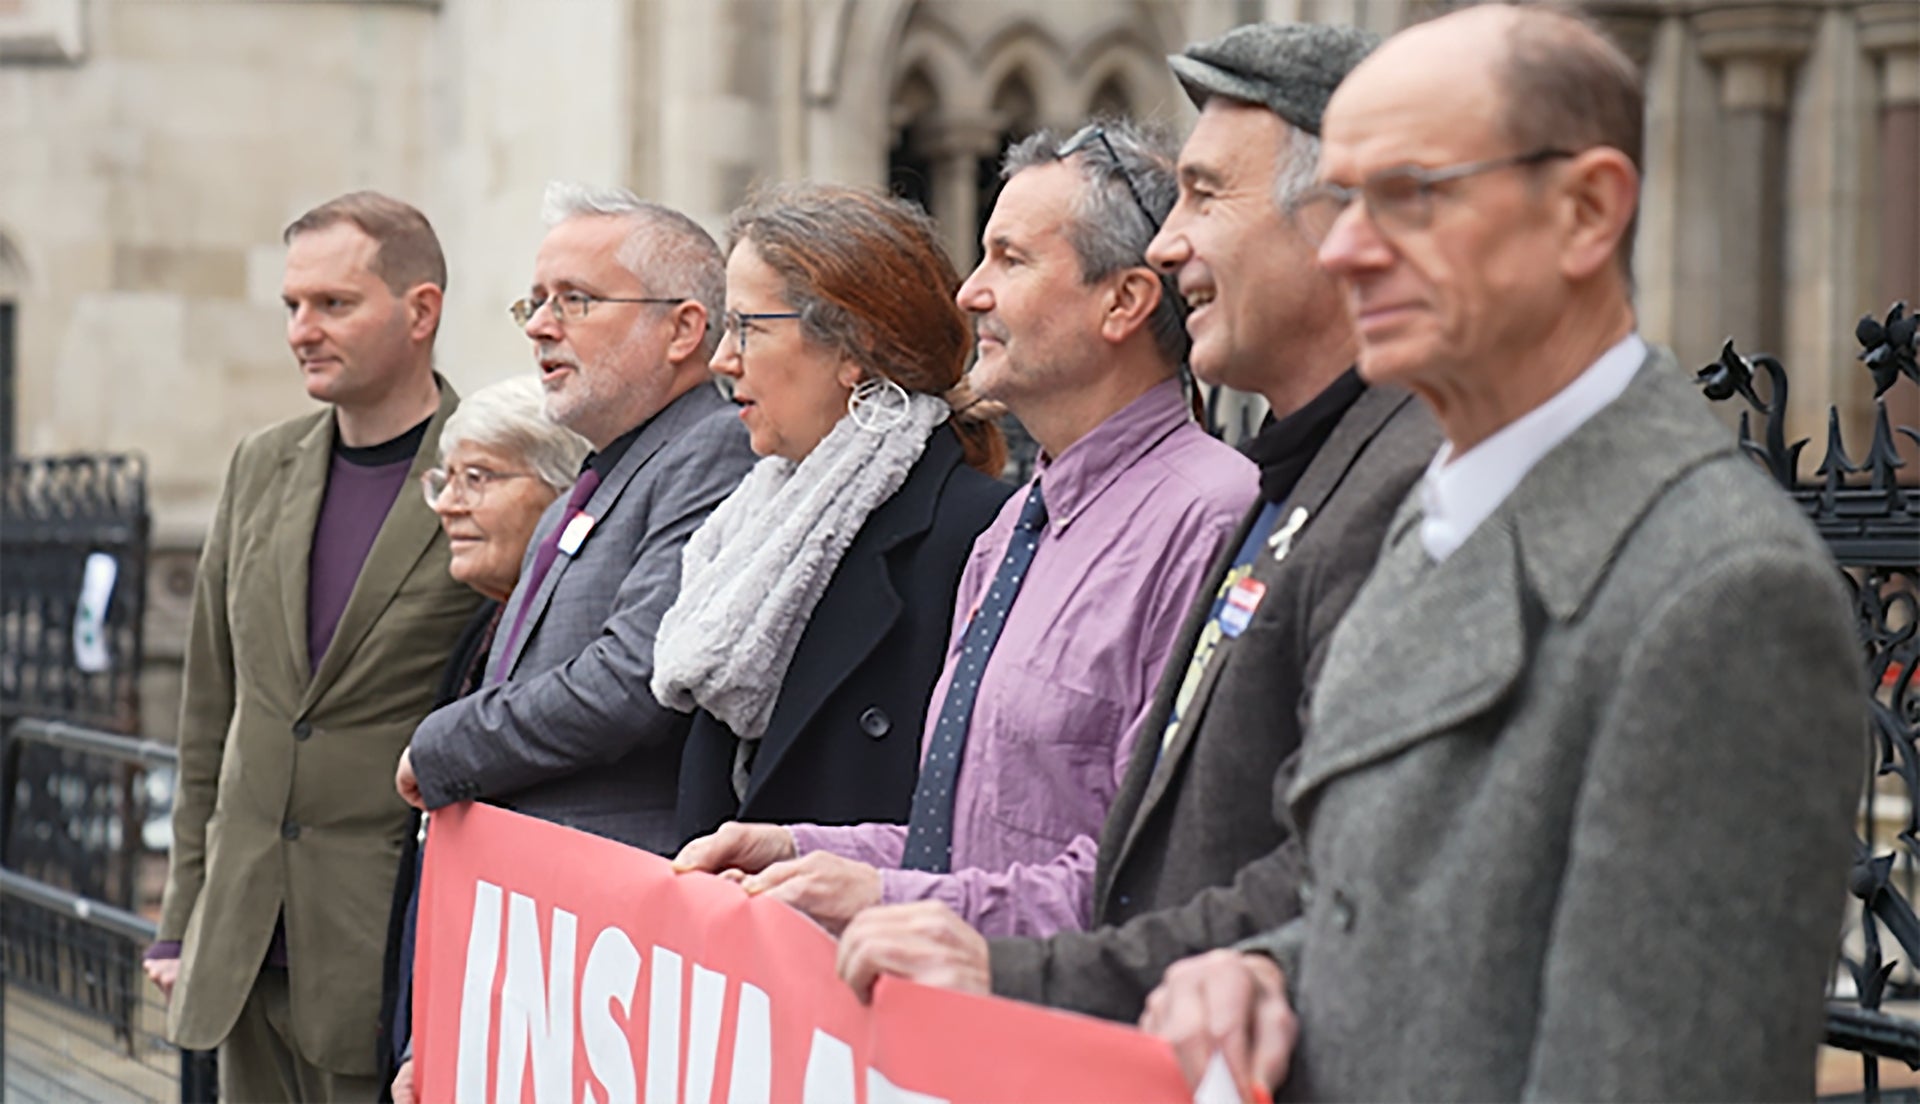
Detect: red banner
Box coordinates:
(415, 803, 1191, 1103)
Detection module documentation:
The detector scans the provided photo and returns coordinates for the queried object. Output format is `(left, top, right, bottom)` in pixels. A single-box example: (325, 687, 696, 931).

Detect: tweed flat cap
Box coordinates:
(1169, 22, 1381, 136)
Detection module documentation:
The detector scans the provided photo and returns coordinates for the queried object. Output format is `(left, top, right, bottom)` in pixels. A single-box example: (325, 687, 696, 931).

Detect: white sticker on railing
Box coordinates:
(73, 551, 116, 673)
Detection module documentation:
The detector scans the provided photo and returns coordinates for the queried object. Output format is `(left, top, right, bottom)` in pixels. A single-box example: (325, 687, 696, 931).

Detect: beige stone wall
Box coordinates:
(2, 0, 1912, 743)
(5, 0, 1900, 537)
(1, 0, 442, 542)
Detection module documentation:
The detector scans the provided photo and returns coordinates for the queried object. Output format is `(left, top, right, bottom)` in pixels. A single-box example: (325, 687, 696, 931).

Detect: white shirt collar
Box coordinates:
(1419, 333, 1648, 562)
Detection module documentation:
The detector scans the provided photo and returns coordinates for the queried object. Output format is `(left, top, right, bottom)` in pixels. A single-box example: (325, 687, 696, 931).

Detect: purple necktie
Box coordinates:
(492, 468, 601, 683)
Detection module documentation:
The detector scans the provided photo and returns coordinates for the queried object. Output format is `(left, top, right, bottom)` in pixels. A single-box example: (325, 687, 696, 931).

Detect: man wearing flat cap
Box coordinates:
(833, 20, 1439, 1025)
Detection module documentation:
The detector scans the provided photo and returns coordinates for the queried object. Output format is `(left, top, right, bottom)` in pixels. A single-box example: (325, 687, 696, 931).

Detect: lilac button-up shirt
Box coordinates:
(789, 379, 1257, 937)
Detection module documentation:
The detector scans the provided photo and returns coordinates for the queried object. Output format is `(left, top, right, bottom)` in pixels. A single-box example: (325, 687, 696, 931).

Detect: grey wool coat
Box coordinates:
(1248, 350, 1866, 1101)
(988, 384, 1440, 1021)
(408, 383, 756, 854)
(159, 380, 482, 1072)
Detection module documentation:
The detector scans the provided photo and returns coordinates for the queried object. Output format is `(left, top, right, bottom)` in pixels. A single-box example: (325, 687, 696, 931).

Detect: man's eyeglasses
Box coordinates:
(1293, 148, 1575, 246)
(509, 290, 688, 326)
(1056, 124, 1162, 235)
(421, 466, 538, 508)
(717, 309, 802, 357)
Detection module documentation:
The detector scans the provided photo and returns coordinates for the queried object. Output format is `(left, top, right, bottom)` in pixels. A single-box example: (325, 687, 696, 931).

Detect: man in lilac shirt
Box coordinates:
(676, 121, 1257, 939)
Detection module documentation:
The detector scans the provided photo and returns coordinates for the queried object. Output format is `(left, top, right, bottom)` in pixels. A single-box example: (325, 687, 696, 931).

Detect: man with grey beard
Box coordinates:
(397, 182, 755, 854)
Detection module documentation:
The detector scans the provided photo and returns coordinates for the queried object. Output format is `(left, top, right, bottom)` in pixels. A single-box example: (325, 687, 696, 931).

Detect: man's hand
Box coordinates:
(391, 1057, 416, 1104)
(395, 748, 425, 811)
(1140, 949, 1297, 1100)
(143, 955, 180, 1001)
(741, 852, 881, 934)
(672, 822, 796, 876)
(837, 901, 990, 1003)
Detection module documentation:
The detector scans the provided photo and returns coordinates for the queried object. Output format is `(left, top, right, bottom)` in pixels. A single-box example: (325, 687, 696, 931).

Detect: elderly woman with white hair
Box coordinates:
(379, 374, 587, 1102)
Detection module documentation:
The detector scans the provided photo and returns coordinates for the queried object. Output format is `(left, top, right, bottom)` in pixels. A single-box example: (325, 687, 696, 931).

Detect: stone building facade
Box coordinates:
(1, 0, 1914, 739)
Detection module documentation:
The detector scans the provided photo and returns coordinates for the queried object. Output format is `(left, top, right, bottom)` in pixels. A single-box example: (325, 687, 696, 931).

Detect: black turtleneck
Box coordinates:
(1241, 367, 1366, 504)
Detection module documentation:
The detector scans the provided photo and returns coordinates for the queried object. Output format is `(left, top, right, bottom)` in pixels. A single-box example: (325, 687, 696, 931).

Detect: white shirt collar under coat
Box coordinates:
(1419, 333, 1648, 562)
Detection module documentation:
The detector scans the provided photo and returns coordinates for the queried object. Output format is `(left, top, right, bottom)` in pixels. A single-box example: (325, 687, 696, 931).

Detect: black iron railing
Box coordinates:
(0, 450, 216, 1100)
(1698, 301, 1920, 1101)
(0, 719, 215, 1103)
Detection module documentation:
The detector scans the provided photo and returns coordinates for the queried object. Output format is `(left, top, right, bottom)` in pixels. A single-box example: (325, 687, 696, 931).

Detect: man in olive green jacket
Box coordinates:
(150, 192, 481, 1102)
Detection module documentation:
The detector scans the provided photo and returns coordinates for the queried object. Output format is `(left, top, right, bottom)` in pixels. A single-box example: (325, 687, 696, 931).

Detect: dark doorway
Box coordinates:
(1, 301, 14, 462)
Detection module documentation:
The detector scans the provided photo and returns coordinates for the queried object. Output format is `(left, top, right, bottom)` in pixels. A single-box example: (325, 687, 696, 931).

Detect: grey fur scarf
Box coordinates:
(651, 393, 951, 768)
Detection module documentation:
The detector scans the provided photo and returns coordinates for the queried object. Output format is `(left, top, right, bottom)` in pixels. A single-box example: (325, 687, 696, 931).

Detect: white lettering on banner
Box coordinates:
(452, 878, 949, 1104)
(456, 880, 503, 1103)
(869, 1069, 950, 1104)
(581, 928, 641, 1104)
(645, 946, 683, 1104)
(803, 1030, 857, 1103)
(684, 965, 729, 1104)
(499, 892, 576, 1103)
(726, 983, 772, 1104)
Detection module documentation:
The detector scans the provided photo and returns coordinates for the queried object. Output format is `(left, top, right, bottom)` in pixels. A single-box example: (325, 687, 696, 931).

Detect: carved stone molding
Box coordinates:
(0, 0, 83, 64)
(1858, 2, 1920, 106)
(1582, 1, 1666, 71)
(1691, 4, 1819, 110)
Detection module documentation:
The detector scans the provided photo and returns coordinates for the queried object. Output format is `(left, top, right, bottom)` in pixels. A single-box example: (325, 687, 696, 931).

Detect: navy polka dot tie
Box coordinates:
(901, 482, 1049, 873)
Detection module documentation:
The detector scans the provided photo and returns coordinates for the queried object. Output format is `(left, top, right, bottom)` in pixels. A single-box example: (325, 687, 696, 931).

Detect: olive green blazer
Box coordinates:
(159, 379, 480, 1073)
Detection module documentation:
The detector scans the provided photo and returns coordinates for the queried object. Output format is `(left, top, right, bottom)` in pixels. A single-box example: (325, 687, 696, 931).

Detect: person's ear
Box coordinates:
(405, 283, 444, 343)
(1556, 147, 1638, 283)
(1101, 267, 1163, 344)
(665, 301, 711, 364)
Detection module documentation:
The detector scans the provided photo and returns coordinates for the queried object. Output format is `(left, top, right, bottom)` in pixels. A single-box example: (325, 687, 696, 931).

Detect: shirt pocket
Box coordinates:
(972, 665, 1128, 848)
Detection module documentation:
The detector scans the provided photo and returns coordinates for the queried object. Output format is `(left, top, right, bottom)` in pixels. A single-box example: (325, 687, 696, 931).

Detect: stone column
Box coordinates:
(1858, 2, 1920, 467)
(1860, 3, 1920, 310)
(1691, 5, 1817, 356)
(917, 119, 1001, 271)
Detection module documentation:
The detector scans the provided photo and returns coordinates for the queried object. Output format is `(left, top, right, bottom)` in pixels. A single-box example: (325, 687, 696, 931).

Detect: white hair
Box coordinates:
(538, 180, 727, 361)
(440, 375, 591, 491)
(1272, 124, 1322, 213)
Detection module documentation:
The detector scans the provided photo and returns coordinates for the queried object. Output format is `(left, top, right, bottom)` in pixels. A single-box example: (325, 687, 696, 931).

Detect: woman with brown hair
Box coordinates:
(654, 183, 1009, 843)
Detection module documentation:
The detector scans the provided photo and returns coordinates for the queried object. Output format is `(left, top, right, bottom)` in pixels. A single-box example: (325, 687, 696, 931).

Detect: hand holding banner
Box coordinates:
(415, 802, 1195, 1103)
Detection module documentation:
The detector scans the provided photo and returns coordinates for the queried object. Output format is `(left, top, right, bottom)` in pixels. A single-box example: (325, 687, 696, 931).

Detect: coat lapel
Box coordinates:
(1289, 507, 1531, 803)
(272, 414, 336, 683)
(496, 385, 727, 681)
(302, 379, 459, 709)
(1113, 387, 1420, 872)
(1289, 349, 1735, 804)
(1101, 502, 1253, 887)
(737, 435, 961, 807)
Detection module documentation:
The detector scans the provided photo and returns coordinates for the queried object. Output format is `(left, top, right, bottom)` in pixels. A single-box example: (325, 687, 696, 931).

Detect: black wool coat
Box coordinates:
(675, 425, 1010, 844)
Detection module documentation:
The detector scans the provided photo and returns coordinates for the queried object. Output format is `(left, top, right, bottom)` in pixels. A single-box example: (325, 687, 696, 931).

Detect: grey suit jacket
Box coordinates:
(409, 384, 756, 853)
(988, 386, 1439, 1021)
(1248, 351, 1865, 1101)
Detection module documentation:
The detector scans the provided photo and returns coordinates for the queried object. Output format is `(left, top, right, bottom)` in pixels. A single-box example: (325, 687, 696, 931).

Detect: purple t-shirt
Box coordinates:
(306, 421, 426, 671)
(150, 415, 429, 970)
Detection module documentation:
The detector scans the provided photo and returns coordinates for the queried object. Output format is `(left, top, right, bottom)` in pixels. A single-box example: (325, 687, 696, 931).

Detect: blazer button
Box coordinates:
(281, 821, 301, 841)
(291, 721, 312, 741)
(1329, 889, 1356, 933)
(859, 707, 891, 739)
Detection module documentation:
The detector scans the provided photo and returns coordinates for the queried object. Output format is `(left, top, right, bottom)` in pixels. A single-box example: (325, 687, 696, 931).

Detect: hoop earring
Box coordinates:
(847, 376, 911, 433)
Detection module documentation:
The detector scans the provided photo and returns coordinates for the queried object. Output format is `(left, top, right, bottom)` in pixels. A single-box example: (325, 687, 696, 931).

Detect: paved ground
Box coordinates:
(2, 983, 177, 1103)
(7, 979, 1919, 1101)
